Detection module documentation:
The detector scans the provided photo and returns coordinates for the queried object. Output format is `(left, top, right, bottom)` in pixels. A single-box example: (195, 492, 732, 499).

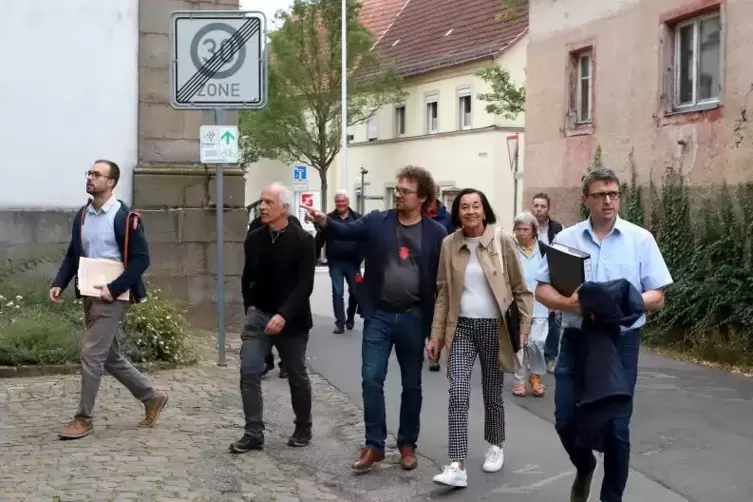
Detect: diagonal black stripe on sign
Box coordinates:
(177, 18, 260, 103)
(177, 18, 258, 102)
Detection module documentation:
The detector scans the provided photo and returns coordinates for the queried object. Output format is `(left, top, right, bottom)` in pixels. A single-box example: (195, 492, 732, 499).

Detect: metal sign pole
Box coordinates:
(170, 10, 269, 367)
(214, 108, 227, 367)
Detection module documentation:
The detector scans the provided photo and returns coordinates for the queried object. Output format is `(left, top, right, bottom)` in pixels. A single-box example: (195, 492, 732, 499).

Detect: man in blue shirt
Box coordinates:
(534, 168, 673, 502)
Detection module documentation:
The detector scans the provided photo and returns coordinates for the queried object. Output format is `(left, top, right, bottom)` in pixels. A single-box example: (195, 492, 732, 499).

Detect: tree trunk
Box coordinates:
(320, 173, 328, 212)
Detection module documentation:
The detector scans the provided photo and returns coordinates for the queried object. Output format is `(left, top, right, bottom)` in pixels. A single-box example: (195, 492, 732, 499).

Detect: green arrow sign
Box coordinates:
(221, 130, 235, 144)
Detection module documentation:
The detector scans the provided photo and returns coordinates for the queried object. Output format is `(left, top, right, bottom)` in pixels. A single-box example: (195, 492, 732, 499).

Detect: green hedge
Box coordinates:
(0, 255, 194, 366)
(581, 148, 753, 366)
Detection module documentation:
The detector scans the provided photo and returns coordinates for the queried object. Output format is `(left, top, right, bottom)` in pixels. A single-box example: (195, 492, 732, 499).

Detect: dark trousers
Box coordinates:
(329, 260, 359, 326)
(544, 311, 562, 363)
(361, 309, 424, 451)
(239, 309, 312, 438)
(554, 327, 641, 502)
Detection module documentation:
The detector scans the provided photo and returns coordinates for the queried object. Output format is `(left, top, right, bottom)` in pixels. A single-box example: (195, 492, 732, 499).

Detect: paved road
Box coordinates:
(307, 267, 753, 502)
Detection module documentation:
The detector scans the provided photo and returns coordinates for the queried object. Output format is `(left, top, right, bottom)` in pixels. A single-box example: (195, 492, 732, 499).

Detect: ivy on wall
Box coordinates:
(579, 148, 753, 366)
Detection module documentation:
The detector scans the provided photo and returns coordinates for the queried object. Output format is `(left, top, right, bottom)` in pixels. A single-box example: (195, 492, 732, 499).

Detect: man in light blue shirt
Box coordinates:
(534, 168, 673, 502)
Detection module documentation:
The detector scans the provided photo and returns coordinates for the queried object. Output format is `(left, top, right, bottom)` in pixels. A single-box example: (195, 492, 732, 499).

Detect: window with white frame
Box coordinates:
(394, 104, 406, 137)
(441, 188, 460, 207)
(576, 51, 593, 124)
(347, 126, 354, 142)
(426, 95, 438, 134)
(367, 117, 378, 141)
(674, 12, 722, 109)
(384, 186, 395, 209)
(458, 89, 472, 130)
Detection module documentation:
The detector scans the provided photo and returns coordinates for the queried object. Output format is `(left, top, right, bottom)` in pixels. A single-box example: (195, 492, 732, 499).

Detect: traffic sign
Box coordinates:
(295, 190, 321, 233)
(293, 165, 308, 181)
(293, 165, 309, 190)
(200, 125, 239, 163)
(169, 10, 268, 110)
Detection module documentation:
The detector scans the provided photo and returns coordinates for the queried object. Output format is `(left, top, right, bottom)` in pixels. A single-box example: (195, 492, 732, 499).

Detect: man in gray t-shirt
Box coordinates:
(305, 166, 447, 473)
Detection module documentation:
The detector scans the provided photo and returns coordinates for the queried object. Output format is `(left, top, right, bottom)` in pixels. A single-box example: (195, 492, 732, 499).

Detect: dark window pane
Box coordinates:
(678, 24, 695, 104)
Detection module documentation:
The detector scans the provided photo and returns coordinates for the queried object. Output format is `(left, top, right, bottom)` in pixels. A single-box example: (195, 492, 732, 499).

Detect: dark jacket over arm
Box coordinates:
(574, 279, 644, 452)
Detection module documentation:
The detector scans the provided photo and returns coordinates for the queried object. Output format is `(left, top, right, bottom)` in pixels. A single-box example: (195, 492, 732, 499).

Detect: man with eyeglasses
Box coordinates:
(50, 160, 168, 440)
(534, 168, 673, 502)
(305, 165, 447, 472)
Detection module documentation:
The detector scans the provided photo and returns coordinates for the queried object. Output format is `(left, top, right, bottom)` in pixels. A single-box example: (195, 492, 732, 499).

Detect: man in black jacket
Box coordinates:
(248, 212, 303, 378)
(231, 183, 316, 454)
(315, 190, 362, 334)
(532, 192, 565, 372)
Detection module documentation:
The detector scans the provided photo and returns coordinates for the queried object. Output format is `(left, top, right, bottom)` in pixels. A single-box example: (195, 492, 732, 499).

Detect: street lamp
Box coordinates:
(339, 0, 348, 192)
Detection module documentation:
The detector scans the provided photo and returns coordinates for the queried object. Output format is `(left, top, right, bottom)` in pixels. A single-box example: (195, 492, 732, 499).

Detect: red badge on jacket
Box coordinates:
(399, 246, 410, 260)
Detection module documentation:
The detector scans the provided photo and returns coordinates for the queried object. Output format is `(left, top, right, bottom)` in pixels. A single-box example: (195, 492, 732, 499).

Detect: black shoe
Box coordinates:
(429, 361, 441, 372)
(262, 360, 274, 378)
(287, 428, 312, 447)
(279, 366, 287, 379)
(345, 319, 355, 330)
(229, 434, 263, 454)
(570, 468, 595, 502)
(333, 325, 345, 334)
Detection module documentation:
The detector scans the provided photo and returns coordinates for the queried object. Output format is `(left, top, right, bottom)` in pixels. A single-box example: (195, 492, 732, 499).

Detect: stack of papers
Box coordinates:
(77, 257, 130, 302)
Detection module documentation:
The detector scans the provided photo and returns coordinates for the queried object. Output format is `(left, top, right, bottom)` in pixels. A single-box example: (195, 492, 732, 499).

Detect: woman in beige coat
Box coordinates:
(426, 188, 533, 488)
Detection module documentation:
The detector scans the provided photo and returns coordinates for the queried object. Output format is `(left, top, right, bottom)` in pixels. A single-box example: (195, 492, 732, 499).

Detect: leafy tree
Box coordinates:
(239, 0, 403, 209)
(476, 66, 526, 119)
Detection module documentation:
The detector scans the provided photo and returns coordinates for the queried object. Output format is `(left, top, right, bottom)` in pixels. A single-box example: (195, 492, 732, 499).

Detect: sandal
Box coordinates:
(529, 375, 545, 397)
(512, 383, 527, 397)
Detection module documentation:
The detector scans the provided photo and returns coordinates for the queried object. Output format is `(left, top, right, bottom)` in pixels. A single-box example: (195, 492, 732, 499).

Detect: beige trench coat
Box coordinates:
(430, 224, 533, 373)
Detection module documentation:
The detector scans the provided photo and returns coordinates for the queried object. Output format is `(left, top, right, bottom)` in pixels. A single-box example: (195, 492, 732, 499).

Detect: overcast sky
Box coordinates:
(239, 0, 291, 29)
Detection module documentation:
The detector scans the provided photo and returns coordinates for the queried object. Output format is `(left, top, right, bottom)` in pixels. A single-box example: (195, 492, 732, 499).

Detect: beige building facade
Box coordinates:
(524, 0, 753, 224)
(337, 40, 527, 229)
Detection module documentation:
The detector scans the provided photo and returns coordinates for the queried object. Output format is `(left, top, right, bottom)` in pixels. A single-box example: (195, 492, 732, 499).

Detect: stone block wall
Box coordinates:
(136, 0, 247, 332)
(133, 164, 247, 331)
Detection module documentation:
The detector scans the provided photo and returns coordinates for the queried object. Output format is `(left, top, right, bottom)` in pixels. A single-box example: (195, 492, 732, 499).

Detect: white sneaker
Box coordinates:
(482, 445, 505, 472)
(432, 462, 468, 487)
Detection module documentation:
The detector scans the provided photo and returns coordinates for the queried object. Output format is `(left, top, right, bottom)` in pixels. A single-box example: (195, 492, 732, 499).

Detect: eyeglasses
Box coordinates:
(393, 186, 417, 196)
(86, 171, 110, 180)
(587, 191, 621, 200)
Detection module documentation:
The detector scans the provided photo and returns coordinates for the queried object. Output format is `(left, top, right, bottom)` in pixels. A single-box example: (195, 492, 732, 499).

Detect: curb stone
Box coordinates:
(0, 359, 198, 378)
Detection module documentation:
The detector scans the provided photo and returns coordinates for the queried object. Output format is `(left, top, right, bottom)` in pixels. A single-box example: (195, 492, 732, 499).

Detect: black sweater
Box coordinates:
(241, 221, 316, 335)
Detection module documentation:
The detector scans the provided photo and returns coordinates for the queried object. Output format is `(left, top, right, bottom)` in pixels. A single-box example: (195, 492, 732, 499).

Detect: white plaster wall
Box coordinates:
(0, 0, 139, 209)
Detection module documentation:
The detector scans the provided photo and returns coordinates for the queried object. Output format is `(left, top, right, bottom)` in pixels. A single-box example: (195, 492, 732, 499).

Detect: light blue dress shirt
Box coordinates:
(535, 216, 673, 330)
(517, 241, 550, 319)
(82, 196, 122, 261)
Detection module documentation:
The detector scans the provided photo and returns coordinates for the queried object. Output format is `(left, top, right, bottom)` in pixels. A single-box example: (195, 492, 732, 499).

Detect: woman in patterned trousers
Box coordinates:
(426, 188, 533, 488)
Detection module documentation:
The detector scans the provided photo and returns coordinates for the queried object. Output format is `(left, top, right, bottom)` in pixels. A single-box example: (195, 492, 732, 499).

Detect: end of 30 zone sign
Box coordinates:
(168, 10, 268, 110)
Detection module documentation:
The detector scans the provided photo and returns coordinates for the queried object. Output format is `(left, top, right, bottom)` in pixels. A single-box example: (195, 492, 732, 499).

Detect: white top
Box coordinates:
(459, 237, 501, 319)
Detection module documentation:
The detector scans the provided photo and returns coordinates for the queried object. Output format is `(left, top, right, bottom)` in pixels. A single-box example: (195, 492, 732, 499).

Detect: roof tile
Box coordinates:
(365, 0, 528, 75)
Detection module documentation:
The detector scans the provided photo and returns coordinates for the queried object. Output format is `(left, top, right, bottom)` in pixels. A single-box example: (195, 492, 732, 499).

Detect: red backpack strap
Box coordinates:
(79, 200, 92, 256)
(123, 211, 141, 268)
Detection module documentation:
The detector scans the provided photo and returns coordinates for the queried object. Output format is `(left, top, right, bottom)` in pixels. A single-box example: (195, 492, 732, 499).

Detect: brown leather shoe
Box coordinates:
(352, 447, 385, 470)
(139, 391, 169, 428)
(399, 446, 418, 470)
(58, 418, 90, 440)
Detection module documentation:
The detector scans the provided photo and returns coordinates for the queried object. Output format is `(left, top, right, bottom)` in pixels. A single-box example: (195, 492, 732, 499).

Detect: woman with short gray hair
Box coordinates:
(511, 211, 549, 398)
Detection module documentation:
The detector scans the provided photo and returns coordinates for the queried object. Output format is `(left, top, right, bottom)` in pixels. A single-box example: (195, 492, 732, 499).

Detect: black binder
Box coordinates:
(543, 242, 592, 297)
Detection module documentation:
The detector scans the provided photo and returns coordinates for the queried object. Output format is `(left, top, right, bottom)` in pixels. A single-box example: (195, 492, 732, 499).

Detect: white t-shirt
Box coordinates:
(459, 237, 501, 319)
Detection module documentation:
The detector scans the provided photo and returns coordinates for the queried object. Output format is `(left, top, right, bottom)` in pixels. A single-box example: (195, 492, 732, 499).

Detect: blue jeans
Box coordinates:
(361, 309, 424, 451)
(544, 312, 562, 363)
(329, 261, 359, 326)
(554, 327, 641, 502)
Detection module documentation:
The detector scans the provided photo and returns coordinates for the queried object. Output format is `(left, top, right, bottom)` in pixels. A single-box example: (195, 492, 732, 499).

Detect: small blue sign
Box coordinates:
(293, 165, 308, 181)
